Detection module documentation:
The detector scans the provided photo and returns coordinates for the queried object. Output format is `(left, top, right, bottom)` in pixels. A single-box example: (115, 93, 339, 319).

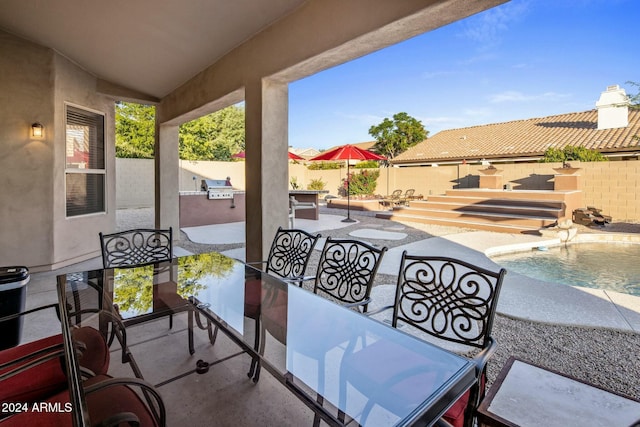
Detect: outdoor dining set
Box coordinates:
(1, 225, 507, 426)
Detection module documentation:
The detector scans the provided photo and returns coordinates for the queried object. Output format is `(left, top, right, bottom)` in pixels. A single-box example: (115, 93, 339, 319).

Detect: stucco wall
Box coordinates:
(0, 31, 115, 270)
(0, 32, 56, 269)
(117, 159, 640, 222)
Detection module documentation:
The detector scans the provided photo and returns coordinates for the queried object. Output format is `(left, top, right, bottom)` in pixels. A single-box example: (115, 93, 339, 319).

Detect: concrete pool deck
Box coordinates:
(184, 213, 640, 334)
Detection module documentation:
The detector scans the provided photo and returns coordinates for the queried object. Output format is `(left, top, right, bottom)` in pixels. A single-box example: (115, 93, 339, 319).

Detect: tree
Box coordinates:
(541, 146, 607, 163)
(115, 102, 156, 158)
(179, 106, 245, 161)
(628, 81, 640, 142)
(368, 112, 428, 160)
(115, 102, 245, 160)
(627, 80, 640, 109)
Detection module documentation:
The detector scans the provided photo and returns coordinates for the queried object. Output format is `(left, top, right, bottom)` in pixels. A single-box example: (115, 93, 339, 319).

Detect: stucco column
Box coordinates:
(155, 123, 180, 233)
(244, 79, 289, 263)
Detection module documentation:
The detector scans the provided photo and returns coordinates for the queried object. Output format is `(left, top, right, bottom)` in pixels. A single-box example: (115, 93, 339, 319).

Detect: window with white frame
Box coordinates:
(65, 105, 105, 217)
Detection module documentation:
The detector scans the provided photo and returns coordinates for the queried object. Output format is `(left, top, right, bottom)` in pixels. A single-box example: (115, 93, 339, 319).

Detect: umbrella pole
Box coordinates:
(342, 160, 356, 223)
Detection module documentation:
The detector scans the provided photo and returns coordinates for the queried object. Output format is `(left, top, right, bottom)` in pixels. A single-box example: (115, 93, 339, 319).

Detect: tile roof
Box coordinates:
(393, 109, 640, 164)
(324, 140, 377, 153)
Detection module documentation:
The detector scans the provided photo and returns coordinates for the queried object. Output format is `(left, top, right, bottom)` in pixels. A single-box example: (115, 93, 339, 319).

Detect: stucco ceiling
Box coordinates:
(0, 0, 308, 99)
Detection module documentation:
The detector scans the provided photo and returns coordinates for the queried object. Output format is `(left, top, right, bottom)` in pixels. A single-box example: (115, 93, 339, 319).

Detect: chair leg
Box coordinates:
(188, 310, 195, 355)
(207, 320, 218, 346)
(247, 318, 260, 382)
(312, 395, 325, 427)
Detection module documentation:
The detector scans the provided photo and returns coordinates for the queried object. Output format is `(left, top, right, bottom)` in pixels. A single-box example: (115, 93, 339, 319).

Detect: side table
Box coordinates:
(477, 356, 640, 427)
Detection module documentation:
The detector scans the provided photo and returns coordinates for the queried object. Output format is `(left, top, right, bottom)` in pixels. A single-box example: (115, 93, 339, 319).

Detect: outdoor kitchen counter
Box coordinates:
(179, 191, 246, 227)
(289, 190, 328, 220)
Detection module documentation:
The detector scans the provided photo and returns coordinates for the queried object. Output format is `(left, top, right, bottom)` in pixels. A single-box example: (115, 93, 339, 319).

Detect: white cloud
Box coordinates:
(335, 112, 386, 125)
(463, 108, 493, 117)
(488, 91, 571, 103)
(422, 70, 458, 79)
(458, 1, 530, 46)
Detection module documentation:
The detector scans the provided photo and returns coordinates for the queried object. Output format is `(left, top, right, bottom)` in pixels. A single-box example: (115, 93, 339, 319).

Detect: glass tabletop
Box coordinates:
(57, 252, 476, 427)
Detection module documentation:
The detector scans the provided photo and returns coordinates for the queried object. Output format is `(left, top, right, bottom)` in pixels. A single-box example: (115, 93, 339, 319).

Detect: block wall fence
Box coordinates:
(116, 159, 640, 222)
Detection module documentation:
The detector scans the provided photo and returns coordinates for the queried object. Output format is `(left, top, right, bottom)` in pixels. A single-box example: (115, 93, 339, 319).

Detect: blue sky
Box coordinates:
(288, 0, 640, 150)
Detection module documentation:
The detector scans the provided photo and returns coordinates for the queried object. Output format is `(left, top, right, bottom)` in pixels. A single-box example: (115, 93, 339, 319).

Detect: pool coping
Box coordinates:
(481, 231, 640, 334)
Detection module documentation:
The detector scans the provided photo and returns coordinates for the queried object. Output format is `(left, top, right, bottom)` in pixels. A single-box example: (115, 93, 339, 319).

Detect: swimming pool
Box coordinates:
(491, 242, 640, 296)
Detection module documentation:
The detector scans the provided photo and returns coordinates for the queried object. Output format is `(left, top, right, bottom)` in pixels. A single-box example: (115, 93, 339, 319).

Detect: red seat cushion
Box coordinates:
(0, 374, 158, 427)
(73, 326, 110, 376)
(442, 372, 485, 427)
(0, 334, 67, 405)
(0, 327, 109, 405)
(342, 339, 484, 426)
(84, 374, 159, 427)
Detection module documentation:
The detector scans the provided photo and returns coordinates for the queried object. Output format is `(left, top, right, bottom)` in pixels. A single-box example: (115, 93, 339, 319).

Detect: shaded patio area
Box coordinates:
(19, 209, 640, 426)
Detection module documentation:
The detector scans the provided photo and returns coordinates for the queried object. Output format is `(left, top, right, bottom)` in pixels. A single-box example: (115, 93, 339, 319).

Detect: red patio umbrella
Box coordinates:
(232, 151, 305, 160)
(310, 144, 386, 222)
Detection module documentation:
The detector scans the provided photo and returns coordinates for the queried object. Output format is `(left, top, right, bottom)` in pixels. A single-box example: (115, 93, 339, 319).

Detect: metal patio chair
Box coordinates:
(252, 226, 321, 285)
(250, 237, 388, 427)
(338, 252, 506, 427)
(312, 238, 388, 313)
(380, 189, 403, 208)
(246, 227, 321, 379)
(397, 188, 415, 206)
(99, 228, 215, 355)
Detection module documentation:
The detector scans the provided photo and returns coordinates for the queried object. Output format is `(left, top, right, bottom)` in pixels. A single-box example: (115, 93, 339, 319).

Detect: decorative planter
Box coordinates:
(479, 167, 503, 175)
(553, 167, 581, 175)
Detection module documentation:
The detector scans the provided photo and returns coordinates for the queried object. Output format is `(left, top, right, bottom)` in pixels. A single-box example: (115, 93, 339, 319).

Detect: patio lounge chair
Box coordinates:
(380, 189, 402, 208)
(397, 188, 415, 206)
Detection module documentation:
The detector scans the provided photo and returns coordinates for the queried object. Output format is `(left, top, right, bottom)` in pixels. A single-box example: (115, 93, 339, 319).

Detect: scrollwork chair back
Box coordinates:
(265, 227, 320, 280)
(393, 252, 506, 349)
(314, 238, 387, 312)
(99, 228, 173, 268)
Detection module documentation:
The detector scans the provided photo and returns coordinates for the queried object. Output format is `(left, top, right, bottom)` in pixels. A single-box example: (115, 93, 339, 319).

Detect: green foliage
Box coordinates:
(627, 81, 640, 109)
(541, 146, 608, 162)
(179, 106, 245, 161)
(177, 253, 236, 299)
(115, 102, 245, 160)
(115, 102, 156, 158)
(307, 178, 326, 191)
(369, 112, 428, 160)
(290, 176, 300, 190)
(111, 253, 235, 315)
(307, 161, 342, 170)
(343, 169, 380, 196)
(353, 160, 381, 169)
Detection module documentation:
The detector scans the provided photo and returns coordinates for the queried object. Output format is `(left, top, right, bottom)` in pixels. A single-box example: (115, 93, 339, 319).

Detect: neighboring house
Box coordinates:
(393, 85, 640, 166)
(324, 140, 377, 153)
(289, 147, 321, 159)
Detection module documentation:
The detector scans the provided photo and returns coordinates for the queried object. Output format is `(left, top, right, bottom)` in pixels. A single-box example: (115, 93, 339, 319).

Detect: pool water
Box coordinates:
(492, 242, 640, 296)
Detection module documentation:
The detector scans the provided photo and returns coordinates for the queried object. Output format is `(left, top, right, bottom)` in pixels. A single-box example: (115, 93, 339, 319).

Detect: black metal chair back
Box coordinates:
(265, 227, 320, 280)
(313, 238, 387, 312)
(392, 251, 506, 349)
(99, 228, 173, 268)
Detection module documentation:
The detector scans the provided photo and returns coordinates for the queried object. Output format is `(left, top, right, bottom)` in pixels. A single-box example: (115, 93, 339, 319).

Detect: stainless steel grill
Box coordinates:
(201, 179, 233, 200)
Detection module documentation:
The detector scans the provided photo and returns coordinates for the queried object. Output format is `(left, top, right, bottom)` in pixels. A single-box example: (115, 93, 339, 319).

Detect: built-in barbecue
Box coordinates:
(200, 179, 234, 200)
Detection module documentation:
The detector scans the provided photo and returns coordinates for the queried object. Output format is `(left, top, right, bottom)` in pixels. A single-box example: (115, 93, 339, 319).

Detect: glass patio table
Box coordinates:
(56, 252, 476, 427)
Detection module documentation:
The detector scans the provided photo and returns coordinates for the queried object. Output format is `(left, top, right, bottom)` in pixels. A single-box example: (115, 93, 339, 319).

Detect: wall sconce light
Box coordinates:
(31, 122, 44, 137)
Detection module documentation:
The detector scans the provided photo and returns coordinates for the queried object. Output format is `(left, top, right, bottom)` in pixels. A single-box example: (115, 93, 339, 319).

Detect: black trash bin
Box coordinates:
(0, 266, 30, 350)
